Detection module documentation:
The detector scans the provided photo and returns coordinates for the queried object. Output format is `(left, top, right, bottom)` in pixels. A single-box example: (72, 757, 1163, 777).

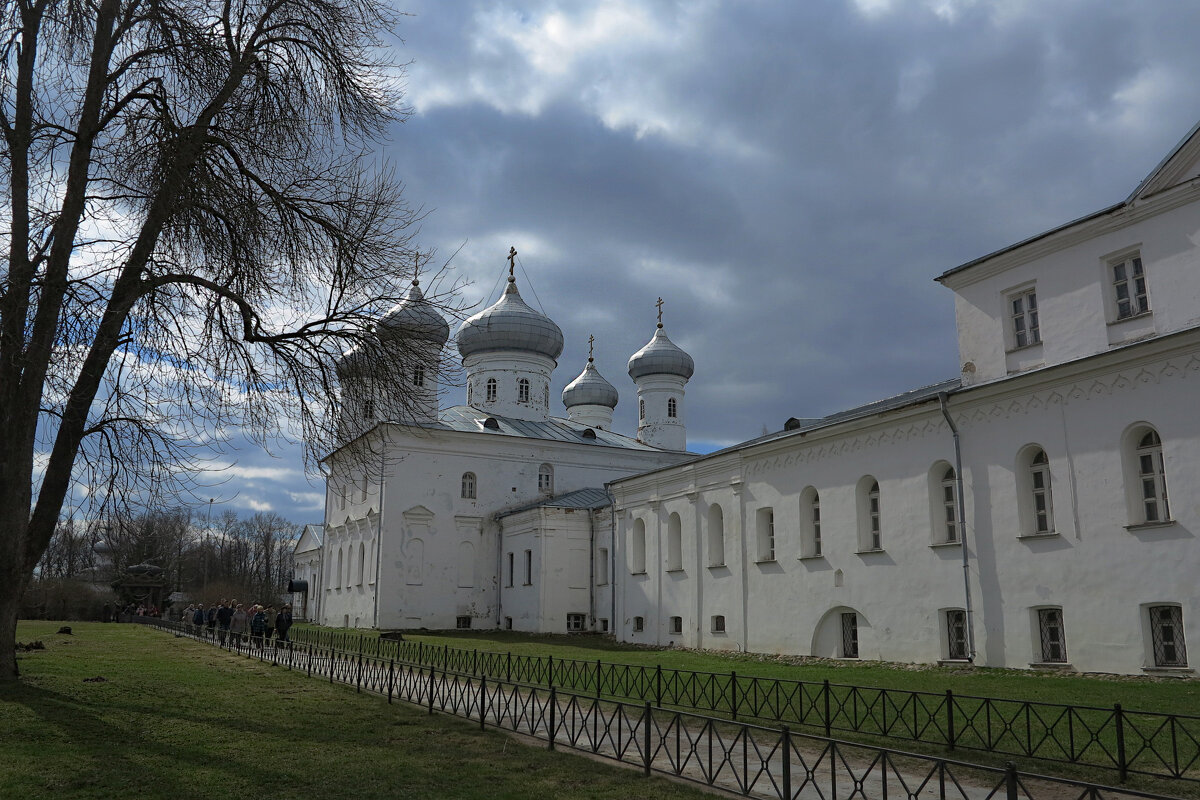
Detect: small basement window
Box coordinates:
(567, 613, 586, 632)
(633, 616, 644, 632)
(456, 616, 471, 630)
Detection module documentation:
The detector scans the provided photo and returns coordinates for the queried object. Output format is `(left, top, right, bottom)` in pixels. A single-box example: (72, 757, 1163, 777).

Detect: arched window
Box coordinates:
(518, 378, 530, 403)
(639, 398, 645, 420)
(358, 542, 366, 585)
(1136, 429, 1170, 523)
(486, 378, 497, 402)
(413, 365, 425, 387)
(707, 504, 725, 567)
(537, 463, 553, 493)
(666, 512, 682, 571)
(800, 487, 821, 557)
(857, 477, 882, 551)
(929, 464, 959, 543)
(630, 518, 646, 574)
(667, 398, 677, 418)
(336, 547, 344, 588)
(756, 507, 775, 561)
(1016, 446, 1055, 536)
(363, 398, 374, 420)
(1029, 449, 1053, 534)
(461, 472, 476, 500)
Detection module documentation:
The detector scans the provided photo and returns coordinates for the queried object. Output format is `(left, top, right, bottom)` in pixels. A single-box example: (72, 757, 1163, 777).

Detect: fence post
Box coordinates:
(1005, 762, 1018, 800)
(1114, 703, 1128, 782)
(644, 702, 653, 777)
(946, 689, 955, 749)
(507, 651, 512, 682)
(548, 687, 557, 751)
(356, 652, 362, 693)
(307, 643, 312, 677)
(548, 654, 554, 688)
(731, 671, 738, 721)
(480, 675, 487, 730)
(597, 659, 602, 699)
(329, 649, 333, 684)
(428, 667, 435, 715)
(823, 679, 832, 737)
(473, 648, 478, 677)
(443, 643, 448, 669)
(655, 664, 663, 708)
(388, 659, 394, 704)
(782, 726, 792, 800)
(418, 641, 423, 665)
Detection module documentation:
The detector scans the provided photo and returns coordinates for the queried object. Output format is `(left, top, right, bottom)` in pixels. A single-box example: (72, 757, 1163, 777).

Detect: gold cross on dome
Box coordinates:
(507, 246, 517, 279)
(656, 297, 664, 326)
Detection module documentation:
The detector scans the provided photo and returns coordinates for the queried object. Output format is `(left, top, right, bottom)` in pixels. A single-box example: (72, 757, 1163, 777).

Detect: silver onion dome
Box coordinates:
(562, 359, 619, 409)
(377, 281, 450, 345)
(457, 279, 564, 360)
(628, 325, 694, 380)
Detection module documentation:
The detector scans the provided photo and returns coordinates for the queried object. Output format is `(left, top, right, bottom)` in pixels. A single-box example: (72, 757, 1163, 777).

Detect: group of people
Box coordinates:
(182, 600, 294, 648)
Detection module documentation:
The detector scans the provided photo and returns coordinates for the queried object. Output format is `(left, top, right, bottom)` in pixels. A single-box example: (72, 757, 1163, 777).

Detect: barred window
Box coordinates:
(711, 615, 726, 633)
(456, 616, 471, 629)
(841, 613, 859, 658)
(946, 610, 968, 660)
(567, 613, 586, 632)
(1149, 606, 1188, 667)
(1037, 608, 1067, 663)
(633, 616, 644, 632)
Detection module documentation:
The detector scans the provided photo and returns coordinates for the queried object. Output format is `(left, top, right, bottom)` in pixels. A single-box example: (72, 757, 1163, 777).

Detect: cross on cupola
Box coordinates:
(656, 296, 665, 328)
(412, 252, 420, 287)
(588, 334, 595, 363)
(507, 246, 517, 282)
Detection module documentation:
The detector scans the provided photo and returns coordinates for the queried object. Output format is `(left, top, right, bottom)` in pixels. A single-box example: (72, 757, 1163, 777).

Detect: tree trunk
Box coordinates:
(0, 561, 28, 680)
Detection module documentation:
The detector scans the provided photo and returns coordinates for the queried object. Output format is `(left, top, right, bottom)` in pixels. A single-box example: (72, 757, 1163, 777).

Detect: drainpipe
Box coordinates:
(606, 485, 617, 636)
(588, 504, 596, 630)
(939, 392, 977, 661)
(496, 515, 504, 629)
(372, 439, 385, 629)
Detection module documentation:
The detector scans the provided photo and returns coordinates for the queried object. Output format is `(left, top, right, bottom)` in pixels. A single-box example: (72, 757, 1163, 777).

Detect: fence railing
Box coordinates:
(137, 617, 1191, 800)
(276, 624, 1200, 784)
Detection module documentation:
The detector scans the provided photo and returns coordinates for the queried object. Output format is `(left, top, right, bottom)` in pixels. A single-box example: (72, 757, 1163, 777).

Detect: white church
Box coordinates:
(295, 122, 1200, 676)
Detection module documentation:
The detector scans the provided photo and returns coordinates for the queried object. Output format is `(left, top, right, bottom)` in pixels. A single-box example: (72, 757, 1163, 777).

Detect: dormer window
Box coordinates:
(1009, 288, 1040, 349)
(518, 378, 530, 403)
(1112, 255, 1149, 319)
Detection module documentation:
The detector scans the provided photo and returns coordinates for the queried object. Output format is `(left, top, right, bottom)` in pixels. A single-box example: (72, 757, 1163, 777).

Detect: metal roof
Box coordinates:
(628, 326, 694, 380)
(497, 487, 612, 519)
(456, 279, 564, 360)
(433, 405, 663, 450)
(562, 360, 619, 408)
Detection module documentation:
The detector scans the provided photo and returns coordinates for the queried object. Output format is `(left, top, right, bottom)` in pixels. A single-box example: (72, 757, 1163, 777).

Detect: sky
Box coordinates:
(200, 0, 1200, 522)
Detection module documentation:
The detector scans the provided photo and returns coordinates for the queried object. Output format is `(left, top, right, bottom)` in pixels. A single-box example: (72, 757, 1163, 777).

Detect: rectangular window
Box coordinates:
(946, 610, 968, 660)
(869, 485, 881, 550)
(599, 618, 609, 633)
(597, 548, 609, 585)
(1010, 289, 1040, 348)
(756, 508, 775, 561)
(1038, 608, 1067, 663)
(506, 552, 514, 587)
(523, 550, 532, 585)
(633, 616, 644, 632)
(1113, 255, 1149, 320)
(711, 615, 726, 633)
(1150, 606, 1188, 667)
(669, 616, 683, 635)
(456, 616, 471, 630)
(567, 613, 586, 632)
(504, 616, 513, 630)
(841, 613, 859, 658)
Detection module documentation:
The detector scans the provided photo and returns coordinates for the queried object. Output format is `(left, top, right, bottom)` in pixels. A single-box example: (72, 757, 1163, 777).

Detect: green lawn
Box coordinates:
(294, 624, 1200, 715)
(0, 622, 717, 800)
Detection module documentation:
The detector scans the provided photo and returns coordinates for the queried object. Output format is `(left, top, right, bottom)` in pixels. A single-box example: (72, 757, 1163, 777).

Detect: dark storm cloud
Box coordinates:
(236, 0, 1200, 517)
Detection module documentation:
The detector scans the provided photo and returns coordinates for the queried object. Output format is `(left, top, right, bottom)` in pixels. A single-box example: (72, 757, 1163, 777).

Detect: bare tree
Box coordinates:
(0, 0, 457, 679)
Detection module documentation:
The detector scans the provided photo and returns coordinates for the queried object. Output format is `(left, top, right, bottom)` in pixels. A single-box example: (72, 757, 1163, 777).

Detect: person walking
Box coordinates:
(249, 605, 266, 649)
(216, 601, 233, 646)
(276, 605, 293, 643)
(191, 604, 205, 634)
(264, 605, 277, 642)
(229, 603, 248, 648)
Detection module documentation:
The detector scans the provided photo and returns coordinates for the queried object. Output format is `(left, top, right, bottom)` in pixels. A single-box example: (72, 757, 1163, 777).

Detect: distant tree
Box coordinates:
(0, 0, 455, 680)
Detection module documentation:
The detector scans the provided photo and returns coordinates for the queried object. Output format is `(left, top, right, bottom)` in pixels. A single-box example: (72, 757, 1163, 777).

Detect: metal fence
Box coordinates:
(277, 625, 1200, 784)
(138, 617, 1193, 800)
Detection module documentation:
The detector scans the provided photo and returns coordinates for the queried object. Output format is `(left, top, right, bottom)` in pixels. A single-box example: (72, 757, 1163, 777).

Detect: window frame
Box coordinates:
(633, 616, 644, 633)
(537, 463, 553, 493)
(413, 364, 425, 387)
(523, 549, 532, 586)
(707, 503, 726, 567)
(486, 377, 497, 402)
(566, 613, 586, 632)
(711, 615, 726, 634)
(518, 377, 530, 403)
(755, 507, 776, 562)
(1136, 430, 1170, 524)
(669, 616, 683, 635)
(1036, 607, 1067, 664)
(857, 477, 883, 552)
(945, 609, 968, 660)
(1111, 253, 1150, 321)
(506, 552, 514, 587)
(841, 612, 859, 658)
(456, 615, 471, 630)
(1007, 286, 1041, 350)
(667, 397, 677, 418)
(461, 471, 477, 500)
